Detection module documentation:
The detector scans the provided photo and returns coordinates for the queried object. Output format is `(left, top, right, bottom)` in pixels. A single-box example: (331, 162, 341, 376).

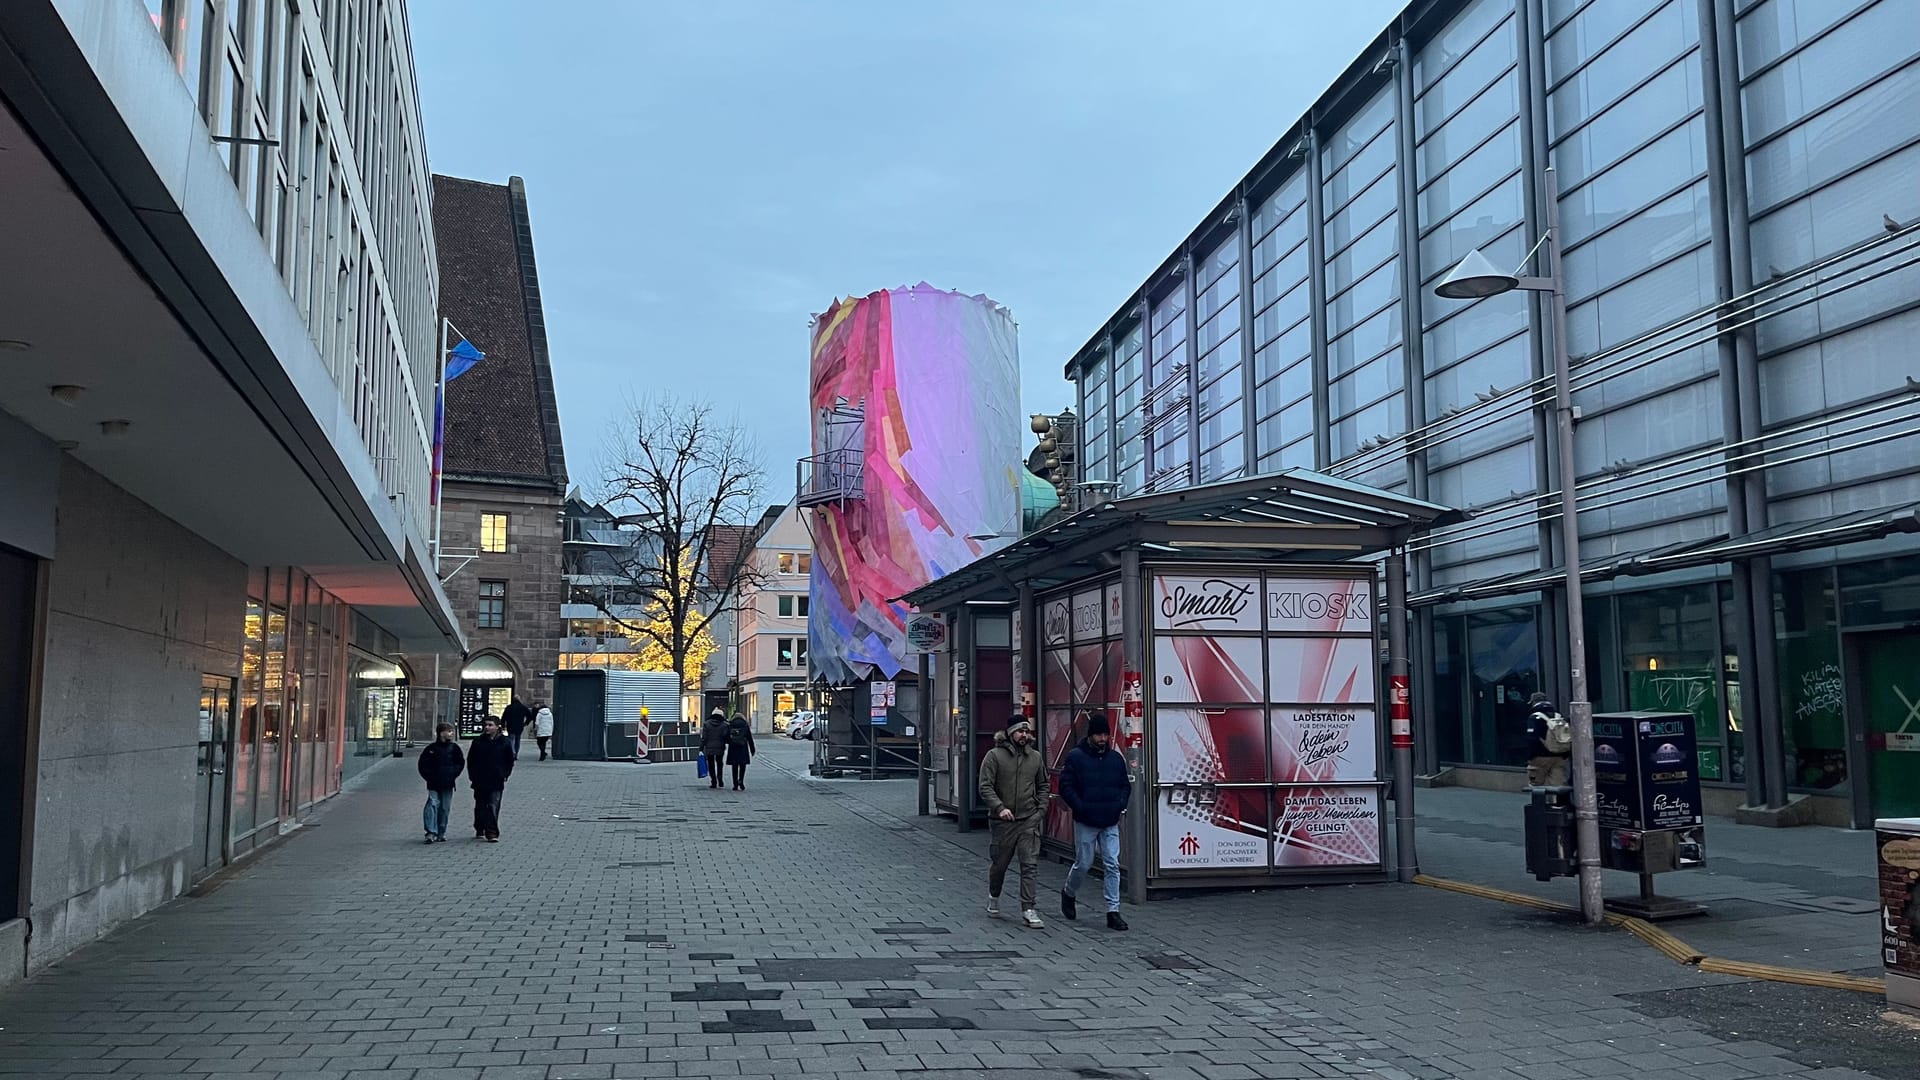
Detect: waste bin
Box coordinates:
(1525, 785, 1576, 882)
(1879, 817, 1920, 1009)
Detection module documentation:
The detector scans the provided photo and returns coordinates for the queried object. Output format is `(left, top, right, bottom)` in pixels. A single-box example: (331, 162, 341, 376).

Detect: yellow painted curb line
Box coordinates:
(1413, 874, 1883, 996)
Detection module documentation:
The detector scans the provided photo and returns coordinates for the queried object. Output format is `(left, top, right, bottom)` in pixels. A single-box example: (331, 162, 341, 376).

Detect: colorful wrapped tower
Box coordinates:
(804, 284, 1021, 684)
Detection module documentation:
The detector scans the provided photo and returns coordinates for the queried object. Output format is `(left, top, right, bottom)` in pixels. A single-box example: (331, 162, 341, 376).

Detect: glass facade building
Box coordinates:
(1068, 0, 1920, 825)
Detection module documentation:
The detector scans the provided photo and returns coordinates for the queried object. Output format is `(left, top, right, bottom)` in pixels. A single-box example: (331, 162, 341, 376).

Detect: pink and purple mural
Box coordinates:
(808, 284, 1020, 683)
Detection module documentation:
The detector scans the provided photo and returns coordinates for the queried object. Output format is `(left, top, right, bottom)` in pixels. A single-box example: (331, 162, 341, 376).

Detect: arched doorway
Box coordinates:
(458, 652, 518, 737)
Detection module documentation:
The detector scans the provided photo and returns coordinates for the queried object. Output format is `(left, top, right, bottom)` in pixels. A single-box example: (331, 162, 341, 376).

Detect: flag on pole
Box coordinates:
(431, 334, 486, 508)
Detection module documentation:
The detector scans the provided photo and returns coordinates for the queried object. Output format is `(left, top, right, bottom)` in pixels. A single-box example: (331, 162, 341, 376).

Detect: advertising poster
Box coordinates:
(1267, 636, 1376, 705)
(1041, 648, 1071, 714)
(1072, 643, 1109, 703)
(1045, 708, 1081, 770)
(1042, 595, 1071, 648)
(1153, 574, 1261, 633)
(1072, 588, 1104, 640)
(1264, 575, 1373, 633)
(1106, 581, 1123, 631)
(1271, 787, 1381, 867)
(1156, 707, 1268, 784)
(1636, 714, 1703, 829)
(1271, 706, 1378, 784)
(1045, 770, 1074, 847)
(1591, 714, 1639, 830)
(1157, 786, 1269, 870)
(1154, 634, 1264, 704)
(1879, 828, 1920, 981)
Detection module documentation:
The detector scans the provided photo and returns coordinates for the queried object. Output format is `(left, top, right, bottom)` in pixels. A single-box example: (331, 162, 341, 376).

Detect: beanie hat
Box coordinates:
(1085, 713, 1112, 737)
(1005, 718, 1033, 736)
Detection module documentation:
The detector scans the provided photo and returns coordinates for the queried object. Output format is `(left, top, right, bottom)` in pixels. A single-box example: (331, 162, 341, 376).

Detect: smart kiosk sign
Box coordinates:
(1150, 569, 1384, 876)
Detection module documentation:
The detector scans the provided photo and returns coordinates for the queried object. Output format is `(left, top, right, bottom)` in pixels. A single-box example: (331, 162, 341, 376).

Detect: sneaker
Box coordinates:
(487, 835, 500, 843)
(1021, 909, 1045, 929)
(423, 834, 435, 845)
(987, 895, 1002, 919)
(1106, 912, 1128, 931)
(435, 834, 447, 843)
(1060, 889, 1077, 921)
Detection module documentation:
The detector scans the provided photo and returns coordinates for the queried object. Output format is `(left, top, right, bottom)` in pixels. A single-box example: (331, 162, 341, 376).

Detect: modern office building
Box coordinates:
(1064, 0, 1920, 826)
(0, 0, 461, 983)
(397, 175, 569, 739)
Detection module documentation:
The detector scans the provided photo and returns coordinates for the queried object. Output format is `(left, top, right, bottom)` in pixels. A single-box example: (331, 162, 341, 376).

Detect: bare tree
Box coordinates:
(593, 393, 771, 686)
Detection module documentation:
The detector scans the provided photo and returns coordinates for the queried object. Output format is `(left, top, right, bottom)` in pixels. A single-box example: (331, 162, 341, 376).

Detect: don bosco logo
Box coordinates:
(1160, 579, 1254, 628)
(1266, 586, 1368, 623)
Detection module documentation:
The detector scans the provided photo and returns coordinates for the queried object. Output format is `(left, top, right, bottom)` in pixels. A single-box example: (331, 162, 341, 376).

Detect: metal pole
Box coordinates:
(1119, 549, 1148, 906)
(432, 317, 449, 562)
(1543, 166, 1605, 925)
(1387, 549, 1417, 883)
(917, 649, 932, 816)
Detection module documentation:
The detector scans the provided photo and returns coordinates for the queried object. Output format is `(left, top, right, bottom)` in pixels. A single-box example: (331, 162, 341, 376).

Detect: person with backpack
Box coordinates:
(416, 722, 465, 843)
(700, 708, 730, 789)
(1526, 692, 1572, 787)
(725, 712, 756, 791)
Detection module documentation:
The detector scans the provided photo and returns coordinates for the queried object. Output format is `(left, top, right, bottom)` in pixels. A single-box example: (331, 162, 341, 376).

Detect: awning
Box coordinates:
(1410, 502, 1920, 607)
(902, 469, 1464, 610)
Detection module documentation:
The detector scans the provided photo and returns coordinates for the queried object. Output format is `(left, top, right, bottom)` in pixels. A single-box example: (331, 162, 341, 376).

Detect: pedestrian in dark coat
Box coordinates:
(1058, 713, 1131, 929)
(700, 708, 730, 790)
(466, 717, 516, 841)
(416, 722, 464, 843)
(725, 713, 756, 791)
(500, 697, 532, 758)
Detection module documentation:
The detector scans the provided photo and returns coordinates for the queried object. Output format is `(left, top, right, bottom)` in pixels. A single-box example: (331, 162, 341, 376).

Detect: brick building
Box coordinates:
(402, 175, 568, 738)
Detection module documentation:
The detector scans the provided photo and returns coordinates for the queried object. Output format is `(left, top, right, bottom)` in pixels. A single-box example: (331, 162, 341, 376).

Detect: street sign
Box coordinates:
(905, 612, 948, 653)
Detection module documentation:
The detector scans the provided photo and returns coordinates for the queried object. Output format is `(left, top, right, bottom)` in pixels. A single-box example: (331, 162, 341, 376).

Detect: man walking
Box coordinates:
(979, 716, 1047, 928)
(1059, 712, 1130, 930)
(416, 722, 464, 843)
(501, 696, 532, 758)
(700, 708, 729, 789)
(467, 716, 516, 842)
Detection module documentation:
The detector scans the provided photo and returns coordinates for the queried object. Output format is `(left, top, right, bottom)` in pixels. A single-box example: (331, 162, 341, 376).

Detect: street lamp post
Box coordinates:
(1435, 166, 1604, 926)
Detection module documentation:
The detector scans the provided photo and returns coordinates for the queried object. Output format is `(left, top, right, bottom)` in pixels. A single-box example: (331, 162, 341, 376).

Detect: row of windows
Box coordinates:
(145, 0, 436, 542)
(776, 595, 810, 618)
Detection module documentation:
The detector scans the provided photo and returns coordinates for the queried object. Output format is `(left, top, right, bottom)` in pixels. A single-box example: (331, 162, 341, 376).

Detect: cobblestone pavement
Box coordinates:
(0, 740, 1909, 1080)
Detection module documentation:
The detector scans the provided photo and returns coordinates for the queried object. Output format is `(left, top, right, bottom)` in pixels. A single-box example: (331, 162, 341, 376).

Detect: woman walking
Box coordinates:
(700, 707, 729, 789)
(725, 712, 756, 791)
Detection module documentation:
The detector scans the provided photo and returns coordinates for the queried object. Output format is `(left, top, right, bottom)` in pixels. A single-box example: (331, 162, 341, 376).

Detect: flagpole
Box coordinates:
(432, 316, 449, 565)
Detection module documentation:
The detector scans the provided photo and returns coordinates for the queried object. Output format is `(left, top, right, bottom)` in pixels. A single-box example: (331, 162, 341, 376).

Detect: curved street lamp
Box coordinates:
(1432, 166, 1604, 928)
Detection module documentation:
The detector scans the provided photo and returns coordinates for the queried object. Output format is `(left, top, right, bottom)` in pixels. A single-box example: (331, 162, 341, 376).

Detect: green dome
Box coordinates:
(1020, 468, 1060, 531)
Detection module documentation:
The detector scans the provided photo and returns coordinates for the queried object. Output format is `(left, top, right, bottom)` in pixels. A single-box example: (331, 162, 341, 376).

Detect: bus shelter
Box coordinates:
(903, 471, 1461, 901)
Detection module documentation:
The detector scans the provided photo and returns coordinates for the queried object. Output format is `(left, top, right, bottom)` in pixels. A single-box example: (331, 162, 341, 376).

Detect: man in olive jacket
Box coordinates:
(978, 717, 1047, 928)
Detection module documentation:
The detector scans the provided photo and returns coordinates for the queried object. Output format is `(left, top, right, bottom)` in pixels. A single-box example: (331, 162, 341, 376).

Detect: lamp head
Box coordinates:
(1434, 247, 1519, 300)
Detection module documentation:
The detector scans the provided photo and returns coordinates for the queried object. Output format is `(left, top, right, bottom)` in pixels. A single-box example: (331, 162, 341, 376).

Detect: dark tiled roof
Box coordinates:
(433, 175, 568, 488)
(705, 524, 752, 591)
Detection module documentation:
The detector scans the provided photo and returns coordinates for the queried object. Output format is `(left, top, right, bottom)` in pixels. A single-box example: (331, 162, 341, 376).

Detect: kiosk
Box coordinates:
(905, 471, 1460, 899)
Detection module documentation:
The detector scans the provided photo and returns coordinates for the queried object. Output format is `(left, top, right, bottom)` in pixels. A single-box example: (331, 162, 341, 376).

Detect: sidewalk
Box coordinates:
(0, 739, 1908, 1080)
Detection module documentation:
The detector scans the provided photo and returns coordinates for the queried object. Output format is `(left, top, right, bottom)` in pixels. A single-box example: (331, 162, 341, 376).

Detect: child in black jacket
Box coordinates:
(417, 722, 465, 843)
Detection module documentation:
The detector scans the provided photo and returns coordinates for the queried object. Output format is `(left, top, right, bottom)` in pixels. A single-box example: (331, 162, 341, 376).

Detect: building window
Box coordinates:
(480, 513, 508, 553)
(778, 552, 812, 575)
(477, 580, 506, 629)
(778, 595, 811, 618)
(776, 637, 808, 669)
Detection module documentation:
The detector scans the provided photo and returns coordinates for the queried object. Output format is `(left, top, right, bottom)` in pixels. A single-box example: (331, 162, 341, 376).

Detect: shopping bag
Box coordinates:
(696, 754, 709, 779)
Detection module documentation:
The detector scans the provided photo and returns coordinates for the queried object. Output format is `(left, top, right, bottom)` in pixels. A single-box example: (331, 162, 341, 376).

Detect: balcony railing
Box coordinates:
(796, 447, 866, 507)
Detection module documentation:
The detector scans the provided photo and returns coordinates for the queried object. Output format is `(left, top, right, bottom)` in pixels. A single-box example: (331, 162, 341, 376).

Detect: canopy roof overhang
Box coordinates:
(903, 470, 1465, 610)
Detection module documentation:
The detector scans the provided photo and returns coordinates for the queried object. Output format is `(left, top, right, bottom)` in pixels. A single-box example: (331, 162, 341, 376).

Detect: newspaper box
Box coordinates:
(1880, 817, 1920, 1009)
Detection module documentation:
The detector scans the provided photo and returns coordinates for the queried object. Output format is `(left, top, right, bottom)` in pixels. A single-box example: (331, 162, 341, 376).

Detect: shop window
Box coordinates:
(480, 513, 508, 553)
(477, 580, 506, 629)
(1432, 615, 1467, 765)
(1776, 567, 1846, 791)
(1618, 585, 1725, 776)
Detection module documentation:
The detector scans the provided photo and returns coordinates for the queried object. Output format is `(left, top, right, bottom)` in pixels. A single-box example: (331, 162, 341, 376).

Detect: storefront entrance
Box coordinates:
(458, 654, 516, 737)
(0, 545, 36, 922)
(1853, 629, 1920, 819)
(194, 674, 234, 878)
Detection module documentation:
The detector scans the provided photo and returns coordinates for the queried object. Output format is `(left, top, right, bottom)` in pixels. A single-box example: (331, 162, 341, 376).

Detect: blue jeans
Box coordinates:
(1064, 821, 1122, 912)
(422, 789, 453, 837)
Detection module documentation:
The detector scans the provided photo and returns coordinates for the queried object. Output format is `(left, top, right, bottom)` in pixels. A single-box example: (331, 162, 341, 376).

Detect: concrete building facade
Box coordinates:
(734, 502, 816, 732)
(1063, 0, 1920, 827)
(0, 0, 461, 984)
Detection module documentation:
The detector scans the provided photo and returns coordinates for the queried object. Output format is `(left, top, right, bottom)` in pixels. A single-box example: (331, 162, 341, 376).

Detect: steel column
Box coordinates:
(1304, 125, 1332, 471)
(1120, 548, 1148, 905)
(1387, 547, 1418, 882)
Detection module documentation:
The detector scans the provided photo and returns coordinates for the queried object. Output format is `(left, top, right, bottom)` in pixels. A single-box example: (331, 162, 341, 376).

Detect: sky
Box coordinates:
(411, 1, 1404, 499)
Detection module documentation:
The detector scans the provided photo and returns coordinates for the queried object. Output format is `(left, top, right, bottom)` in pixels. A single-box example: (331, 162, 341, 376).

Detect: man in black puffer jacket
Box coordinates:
(466, 717, 516, 842)
(416, 722, 464, 843)
(1059, 713, 1131, 930)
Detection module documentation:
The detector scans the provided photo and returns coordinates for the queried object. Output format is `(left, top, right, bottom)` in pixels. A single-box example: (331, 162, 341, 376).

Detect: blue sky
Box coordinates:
(411, 1, 1403, 495)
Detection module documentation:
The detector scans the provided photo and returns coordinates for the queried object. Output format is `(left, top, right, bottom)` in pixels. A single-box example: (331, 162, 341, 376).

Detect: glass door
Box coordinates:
(1857, 630, 1920, 820)
(194, 674, 234, 877)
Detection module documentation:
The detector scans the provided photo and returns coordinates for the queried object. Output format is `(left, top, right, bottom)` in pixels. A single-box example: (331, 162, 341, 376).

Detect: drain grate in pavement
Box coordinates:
(607, 861, 673, 869)
(623, 934, 668, 943)
(847, 994, 919, 1009)
(1140, 952, 1204, 970)
(865, 1016, 977, 1030)
(688, 953, 734, 961)
(670, 981, 782, 1002)
(702, 1009, 814, 1034)
(595, 815, 636, 821)
(806, 823, 831, 827)
(874, 925, 950, 936)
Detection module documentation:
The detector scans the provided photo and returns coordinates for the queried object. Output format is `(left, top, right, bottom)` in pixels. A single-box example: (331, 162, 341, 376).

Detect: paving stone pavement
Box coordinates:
(0, 740, 1905, 1080)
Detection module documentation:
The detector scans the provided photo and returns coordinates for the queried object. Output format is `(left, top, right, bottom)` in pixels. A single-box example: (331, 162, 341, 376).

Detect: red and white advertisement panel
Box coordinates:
(1152, 575, 1261, 633)
(1270, 706, 1377, 784)
(1267, 636, 1376, 705)
(1264, 576, 1373, 633)
(1270, 786, 1381, 867)
(1153, 634, 1264, 704)
(1157, 787, 1270, 869)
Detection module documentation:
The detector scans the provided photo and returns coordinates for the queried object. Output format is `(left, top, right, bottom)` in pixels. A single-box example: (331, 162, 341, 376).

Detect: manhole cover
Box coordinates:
(671, 982, 782, 1002)
(702, 1009, 814, 1034)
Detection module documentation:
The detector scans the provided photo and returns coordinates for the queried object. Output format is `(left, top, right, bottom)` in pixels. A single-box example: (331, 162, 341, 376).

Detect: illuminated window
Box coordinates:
(777, 552, 812, 575)
(480, 513, 508, 553)
(477, 580, 506, 629)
